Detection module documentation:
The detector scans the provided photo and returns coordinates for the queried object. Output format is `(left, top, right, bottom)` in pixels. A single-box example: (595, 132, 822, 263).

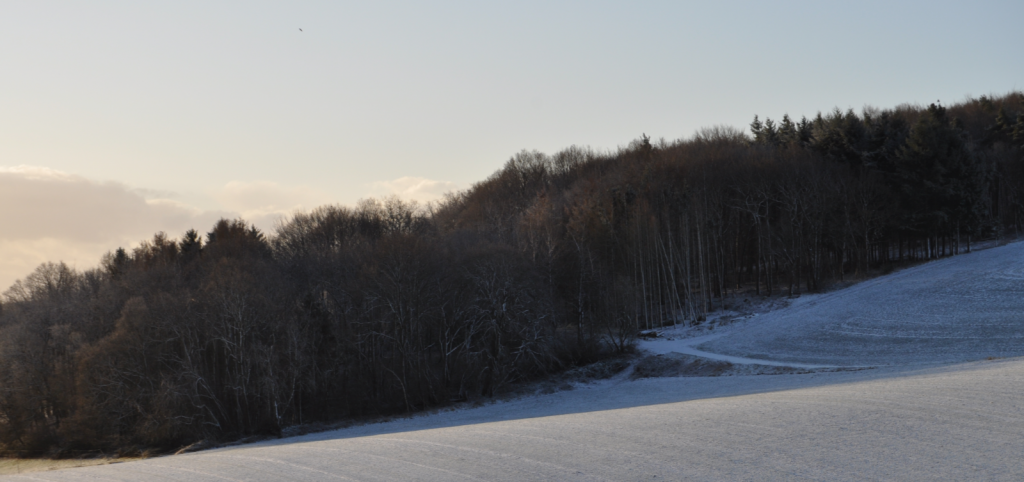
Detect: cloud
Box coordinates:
(0, 167, 446, 291)
(210, 181, 335, 230)
(370, 176, 462, 204)
(0, 165, 224, 244)
(0, 166, 229, 290)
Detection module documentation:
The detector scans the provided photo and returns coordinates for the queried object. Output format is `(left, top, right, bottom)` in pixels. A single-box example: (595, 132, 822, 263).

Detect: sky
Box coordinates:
(2, 0, 1023, 290)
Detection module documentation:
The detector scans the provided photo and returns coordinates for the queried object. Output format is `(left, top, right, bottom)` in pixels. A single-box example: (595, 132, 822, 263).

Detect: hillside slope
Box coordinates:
(693, 241, 1024, 366)
(7, 242, 1024, 481)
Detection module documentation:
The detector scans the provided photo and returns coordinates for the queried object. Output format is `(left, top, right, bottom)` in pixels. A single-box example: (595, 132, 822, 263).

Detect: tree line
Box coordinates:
(2, 92, 1023, 456)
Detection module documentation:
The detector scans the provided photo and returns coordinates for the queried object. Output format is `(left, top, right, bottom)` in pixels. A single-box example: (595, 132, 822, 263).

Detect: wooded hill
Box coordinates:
(2, 93, 1023, 456)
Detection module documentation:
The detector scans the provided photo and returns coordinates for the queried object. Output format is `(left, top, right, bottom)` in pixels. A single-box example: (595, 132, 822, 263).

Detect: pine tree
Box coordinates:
(762, 118, 780, 146)
(810, 108, 865, 166)
(979, 95, 994, 112)
(863, 111, 909, 173)
(179, 228, 203, 263)
(896, 103, 984, 238)
(750, 115, 764, 143)
(104, 247, 131, 279)
(993, 107, 1010, 134)
(248, 225, 266, 243)
(779, 114, 798, 146)
(637, 133, 654, 161)
(797, 116, 813, 147)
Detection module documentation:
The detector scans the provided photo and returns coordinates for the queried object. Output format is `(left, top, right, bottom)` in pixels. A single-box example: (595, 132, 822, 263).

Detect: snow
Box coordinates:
(7, 242, 1024, 481)
(690, 241, 1024, 367)
(640, 332, 843, 369)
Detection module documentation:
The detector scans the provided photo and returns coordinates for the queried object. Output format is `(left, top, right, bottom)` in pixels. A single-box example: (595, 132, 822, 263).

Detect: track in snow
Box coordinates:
(7, 242, 1024, 481)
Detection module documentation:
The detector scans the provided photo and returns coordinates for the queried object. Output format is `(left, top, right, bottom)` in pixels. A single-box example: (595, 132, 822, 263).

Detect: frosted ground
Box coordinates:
(7, 242, 1024, 481)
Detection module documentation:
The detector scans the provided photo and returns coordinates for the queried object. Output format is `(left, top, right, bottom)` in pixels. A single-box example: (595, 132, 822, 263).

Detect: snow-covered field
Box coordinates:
(689, 241, 1024, 367)
(7, 242, 1024, 481)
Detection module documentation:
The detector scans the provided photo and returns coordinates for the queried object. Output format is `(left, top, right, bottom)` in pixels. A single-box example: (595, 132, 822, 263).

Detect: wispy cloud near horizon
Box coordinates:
(370, 176, 463, 204)
(0, 167, 465, 291)
(210, 180, 337, 230)
(0, 166, 230, 291)
(0, 166, 226, 242)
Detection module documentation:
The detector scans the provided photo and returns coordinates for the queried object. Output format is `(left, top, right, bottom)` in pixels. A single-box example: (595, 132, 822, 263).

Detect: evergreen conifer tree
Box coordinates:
(810, 109, 865, 167)
(749, 115, 764, 143)
(179, 228, 203, 263)
(779, 114, 798, 146)
(896, 103, 984, 239)
(104, 247, 130, 279)
(762, 118, 779, 145)
(979, 95, 994, 112)
(994, 107, 1010, 134)
(863, 111, 909, 173)
(797, 116, 813, 147)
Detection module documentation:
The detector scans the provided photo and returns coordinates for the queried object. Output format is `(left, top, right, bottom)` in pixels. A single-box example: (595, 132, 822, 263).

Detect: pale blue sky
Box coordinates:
(1, 0, 1022, 288)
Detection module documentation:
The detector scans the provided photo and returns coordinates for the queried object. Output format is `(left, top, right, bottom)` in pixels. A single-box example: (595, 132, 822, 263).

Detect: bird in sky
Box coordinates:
(299, 28, 303, 32)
